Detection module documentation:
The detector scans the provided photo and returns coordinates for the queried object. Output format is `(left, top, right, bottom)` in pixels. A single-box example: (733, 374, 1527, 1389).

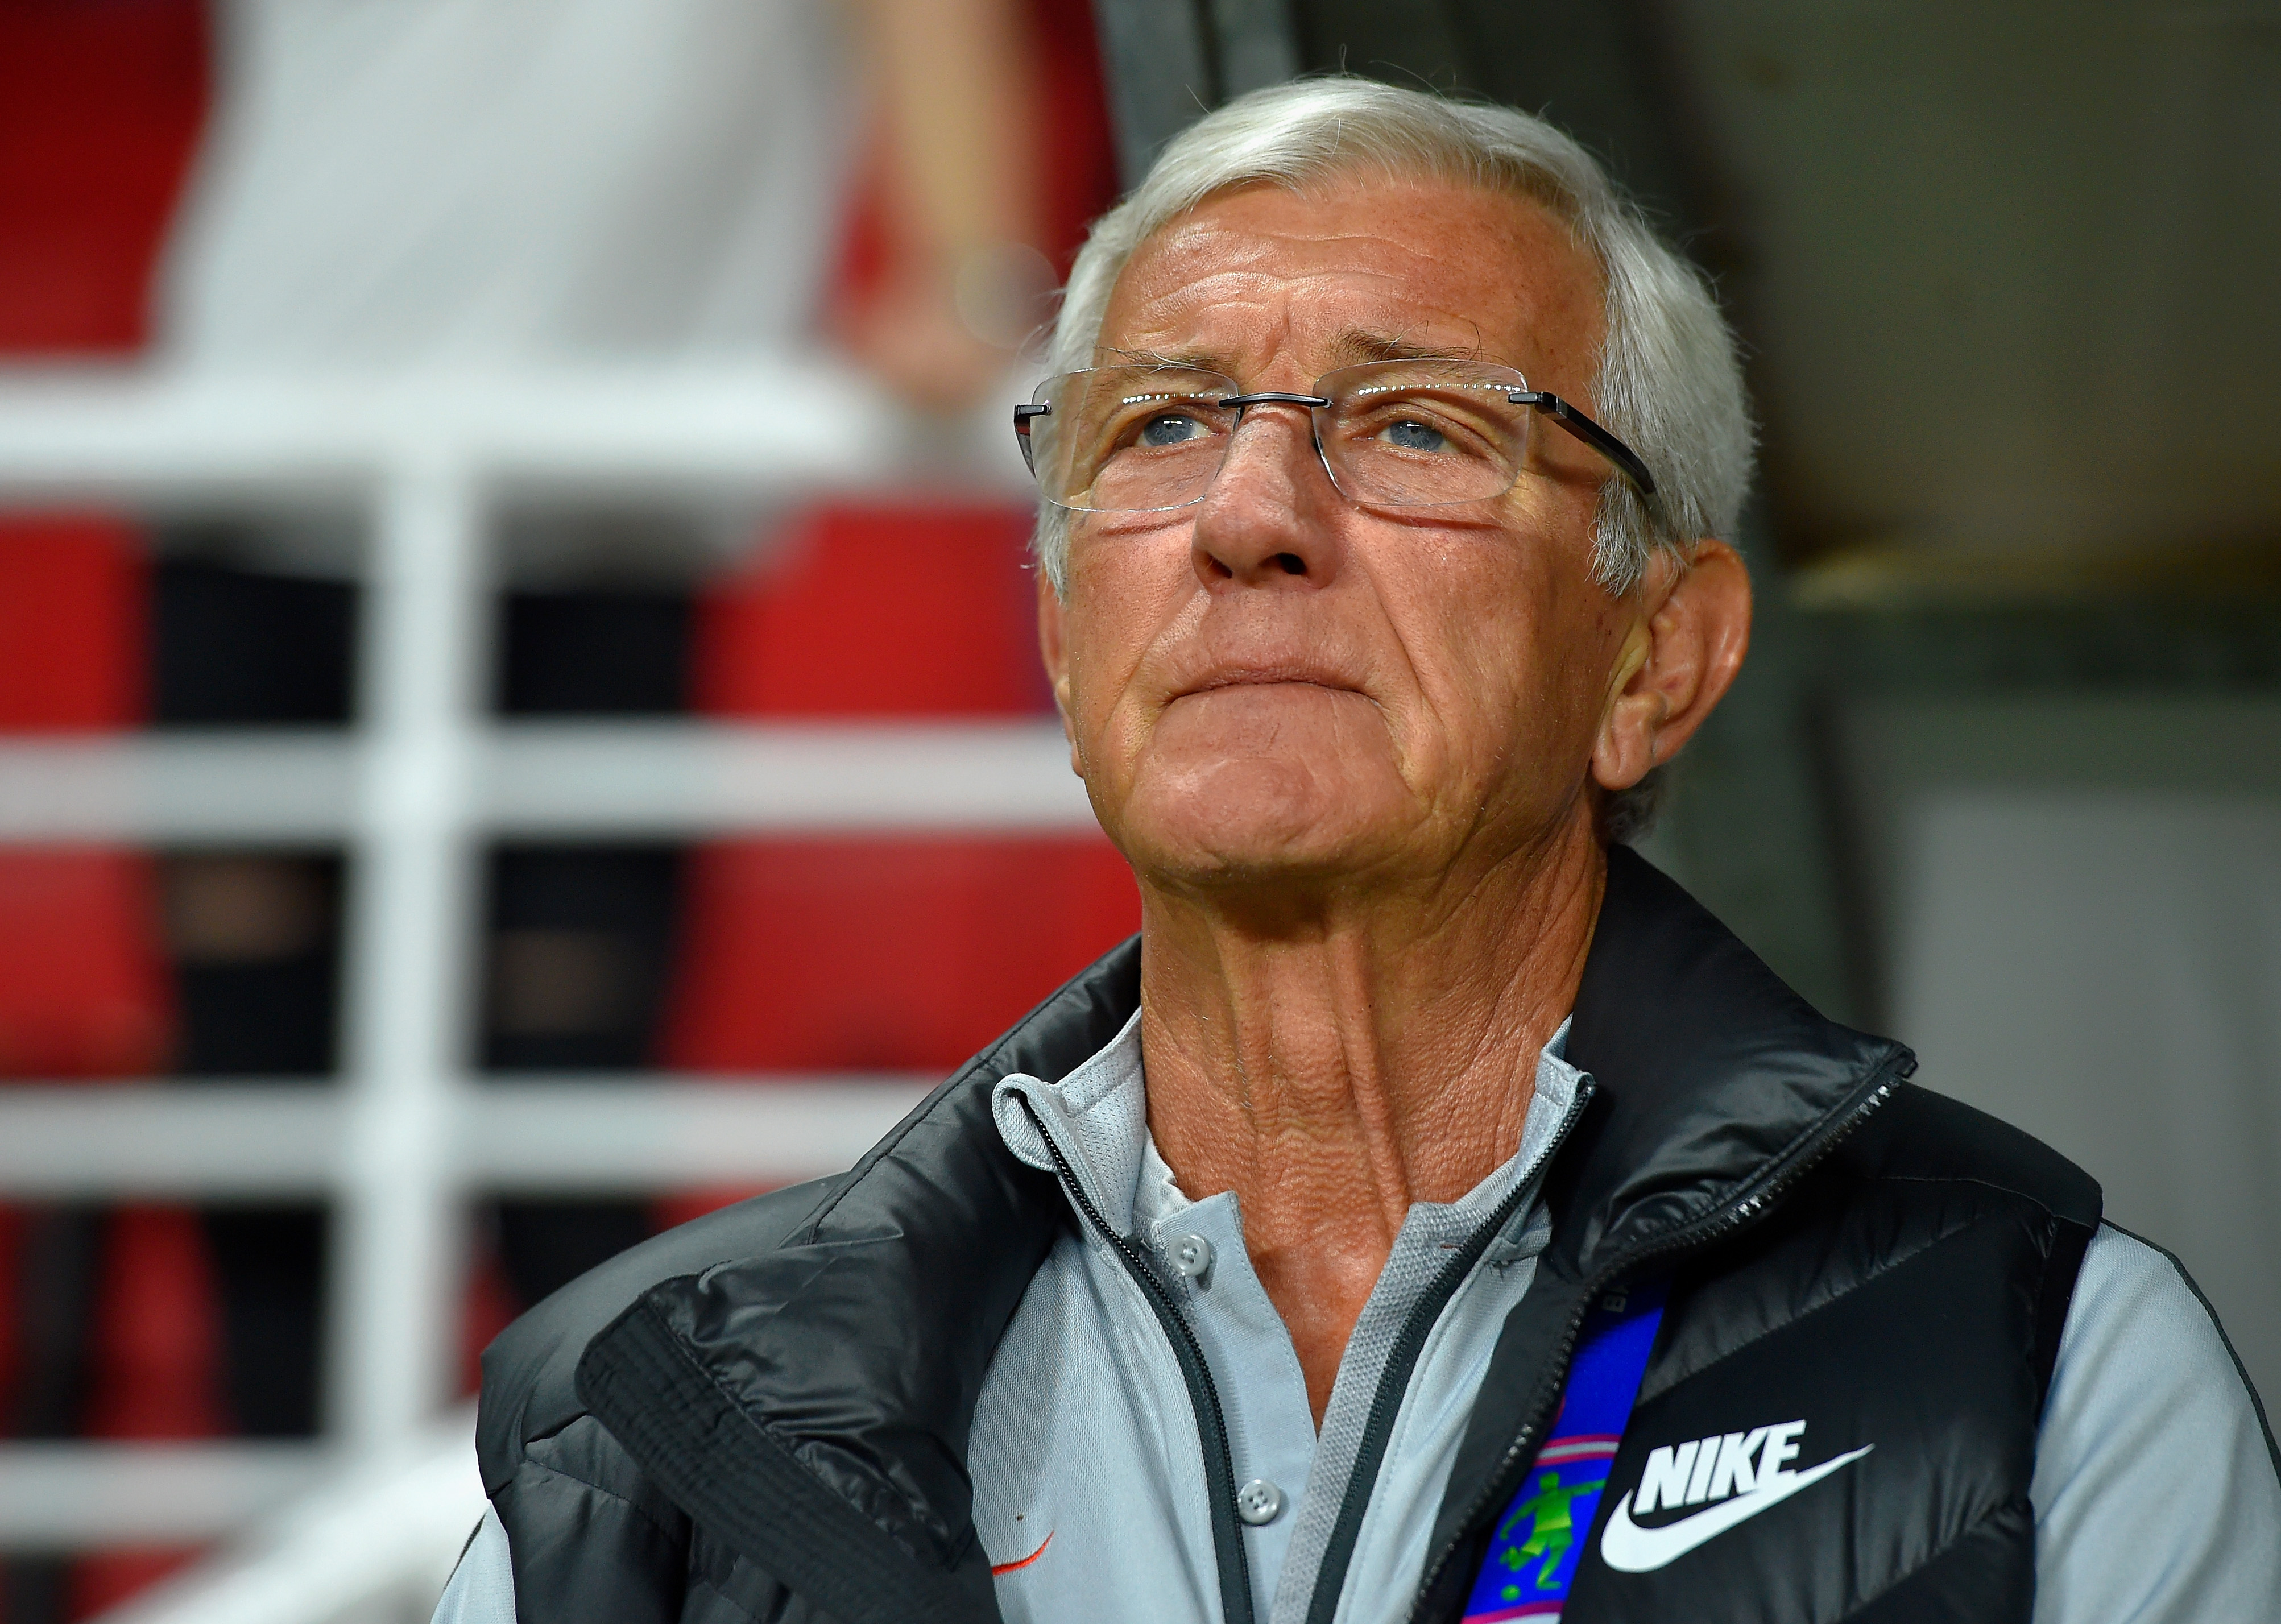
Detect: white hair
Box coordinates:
(1029, 76, 1754, 600)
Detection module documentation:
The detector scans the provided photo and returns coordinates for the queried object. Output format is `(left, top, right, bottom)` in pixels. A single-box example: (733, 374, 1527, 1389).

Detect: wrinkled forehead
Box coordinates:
(1095, 174, 1606, 392)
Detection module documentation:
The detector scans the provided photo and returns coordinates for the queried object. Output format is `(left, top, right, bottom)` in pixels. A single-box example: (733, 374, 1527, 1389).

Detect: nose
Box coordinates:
(1189, 402, 1342, 592)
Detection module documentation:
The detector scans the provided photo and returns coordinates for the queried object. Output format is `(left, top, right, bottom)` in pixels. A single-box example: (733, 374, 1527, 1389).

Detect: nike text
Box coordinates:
(1636, 1419, 1807, 1513)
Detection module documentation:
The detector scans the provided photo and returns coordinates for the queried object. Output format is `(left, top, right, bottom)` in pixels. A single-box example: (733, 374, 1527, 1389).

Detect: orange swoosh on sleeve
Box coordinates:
(990, 1532, 1053, 1576)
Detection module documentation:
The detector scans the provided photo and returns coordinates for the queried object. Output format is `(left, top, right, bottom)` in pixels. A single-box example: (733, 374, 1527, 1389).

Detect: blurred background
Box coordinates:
(0, 2, 2272, 1619)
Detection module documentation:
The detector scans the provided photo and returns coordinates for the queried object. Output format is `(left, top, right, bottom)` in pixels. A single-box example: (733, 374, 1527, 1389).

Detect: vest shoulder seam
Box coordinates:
(800, 1066, 982, 1238)
(1868, 1170, 2095, 1222)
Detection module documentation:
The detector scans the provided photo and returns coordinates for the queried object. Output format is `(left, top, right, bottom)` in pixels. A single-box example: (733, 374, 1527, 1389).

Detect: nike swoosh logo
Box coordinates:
(1599, 1445, 1874, 1572)
(990, 1531, 1052, 1575)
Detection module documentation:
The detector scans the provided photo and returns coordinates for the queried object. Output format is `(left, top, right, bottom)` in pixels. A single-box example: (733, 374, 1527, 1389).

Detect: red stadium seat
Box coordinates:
(0, 519, 171, 1080)
(0, 3, 212, 1609)
(670, 499, 1139, 1075)
(0, 848, 171, 1081)
(65, 1208, 226, 1618)
(691, 502, 1052, 718)
(665, 834, 1137, 1075)
(0, 518, 150, 732)
(0, 0, 208, 356)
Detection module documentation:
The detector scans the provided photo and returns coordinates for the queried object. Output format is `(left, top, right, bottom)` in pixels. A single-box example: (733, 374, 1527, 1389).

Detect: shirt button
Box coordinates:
(1169, 1233, 1214, 1281)
(1236, 1478, 1284, 1526)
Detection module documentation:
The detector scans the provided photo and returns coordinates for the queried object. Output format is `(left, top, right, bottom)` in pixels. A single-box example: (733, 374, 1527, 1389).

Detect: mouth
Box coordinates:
(1175, 665, 1361, 699)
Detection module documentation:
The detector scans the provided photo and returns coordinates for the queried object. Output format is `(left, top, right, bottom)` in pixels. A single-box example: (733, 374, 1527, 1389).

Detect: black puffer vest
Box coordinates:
(476, 848, 2100, 1623)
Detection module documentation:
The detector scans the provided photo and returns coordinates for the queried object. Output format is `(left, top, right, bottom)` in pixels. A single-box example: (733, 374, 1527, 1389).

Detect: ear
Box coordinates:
(1035, 569, 1083, 774)
(1591, 538, 1752, 793)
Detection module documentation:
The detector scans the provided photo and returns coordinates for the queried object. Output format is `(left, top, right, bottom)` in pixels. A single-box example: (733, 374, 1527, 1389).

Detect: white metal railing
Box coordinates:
(0, 721, 1092, 842)
(0, 363, 1013, 498)
(90, 1410, 487, 1624)
(0, 363, 1054, 1574)
(0, 1441, 331, 1546)
(0, 1079, 933, 1196)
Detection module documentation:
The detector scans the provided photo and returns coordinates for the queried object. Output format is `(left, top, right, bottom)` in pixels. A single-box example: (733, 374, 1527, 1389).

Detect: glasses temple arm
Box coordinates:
(1514, 391, 1658, 501)
(1012, 403, 1048, 474)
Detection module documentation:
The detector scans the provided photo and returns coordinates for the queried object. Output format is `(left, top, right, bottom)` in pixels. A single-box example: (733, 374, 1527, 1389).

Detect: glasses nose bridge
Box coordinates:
(1220, 390, 1334, 416)
(1211, 390, 1335, 500)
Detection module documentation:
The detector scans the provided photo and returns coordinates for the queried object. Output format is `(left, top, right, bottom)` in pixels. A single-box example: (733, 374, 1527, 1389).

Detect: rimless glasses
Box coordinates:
(1014, 358, 1656, 515)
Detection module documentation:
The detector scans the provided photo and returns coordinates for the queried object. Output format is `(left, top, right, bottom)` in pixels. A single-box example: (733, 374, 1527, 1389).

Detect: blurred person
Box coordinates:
(148, 0, 1061, 1343)
(146, 554, 357, 1449)
(0, 5, 1072, 1615)
(443, 77, 2276, 1624)
(164, 0, 1044, 392)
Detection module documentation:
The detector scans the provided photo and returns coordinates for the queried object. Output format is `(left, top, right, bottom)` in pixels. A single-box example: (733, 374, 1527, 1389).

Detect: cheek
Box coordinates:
(1060, 540, 1189, 731)
(1389, 541, 1611, 769)
(1057, 599, 1123, 736)
(1390, 548, 1545, 709)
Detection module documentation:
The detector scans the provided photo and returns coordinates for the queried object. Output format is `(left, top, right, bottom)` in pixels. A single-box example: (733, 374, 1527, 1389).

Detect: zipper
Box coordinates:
(1301, 1076, 1600, 1624)
(1015, 1095, 1256, 1624)
(1405, 1055, 1913, 1623)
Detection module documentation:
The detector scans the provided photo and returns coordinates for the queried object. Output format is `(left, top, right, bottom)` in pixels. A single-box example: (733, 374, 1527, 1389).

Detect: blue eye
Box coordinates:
(1382, 419, 1448, 453)
(1139, 413, 1209, 448)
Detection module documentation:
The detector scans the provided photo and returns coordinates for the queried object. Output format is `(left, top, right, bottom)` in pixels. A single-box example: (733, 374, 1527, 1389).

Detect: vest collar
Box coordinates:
(574, 851, 1909, 1624)
(1551, 846, 1913, 1282)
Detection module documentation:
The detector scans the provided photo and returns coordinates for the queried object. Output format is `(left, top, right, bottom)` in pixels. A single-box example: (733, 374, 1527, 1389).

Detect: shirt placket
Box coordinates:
(1145, 1191, 1322, 1622)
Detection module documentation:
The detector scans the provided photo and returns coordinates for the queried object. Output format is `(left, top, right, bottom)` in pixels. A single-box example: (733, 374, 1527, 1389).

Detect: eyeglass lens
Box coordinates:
(1025, 359, 1542, 513)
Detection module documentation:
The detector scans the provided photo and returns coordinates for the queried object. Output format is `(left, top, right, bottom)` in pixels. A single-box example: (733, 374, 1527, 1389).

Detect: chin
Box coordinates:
(1110, 761, 1409, 892)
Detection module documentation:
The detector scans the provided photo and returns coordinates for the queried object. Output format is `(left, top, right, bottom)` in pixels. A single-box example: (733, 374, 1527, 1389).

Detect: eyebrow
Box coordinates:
(1332, 331, 1489, 367)
(1104, 347, 1225, 374)
(1102, 331, 1496, 379)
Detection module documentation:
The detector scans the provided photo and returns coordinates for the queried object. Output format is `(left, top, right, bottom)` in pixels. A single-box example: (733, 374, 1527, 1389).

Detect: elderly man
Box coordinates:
(440, 79, 2278, 1624)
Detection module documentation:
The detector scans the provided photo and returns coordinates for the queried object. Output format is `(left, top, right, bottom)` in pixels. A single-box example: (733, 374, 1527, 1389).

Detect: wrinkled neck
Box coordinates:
(1139, 827, 1601, 1212)
(1134, 824, 1604, 1419)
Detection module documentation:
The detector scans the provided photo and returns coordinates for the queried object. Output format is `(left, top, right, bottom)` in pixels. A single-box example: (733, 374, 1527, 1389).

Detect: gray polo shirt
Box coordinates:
(439, 1012, 2281, 1622)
